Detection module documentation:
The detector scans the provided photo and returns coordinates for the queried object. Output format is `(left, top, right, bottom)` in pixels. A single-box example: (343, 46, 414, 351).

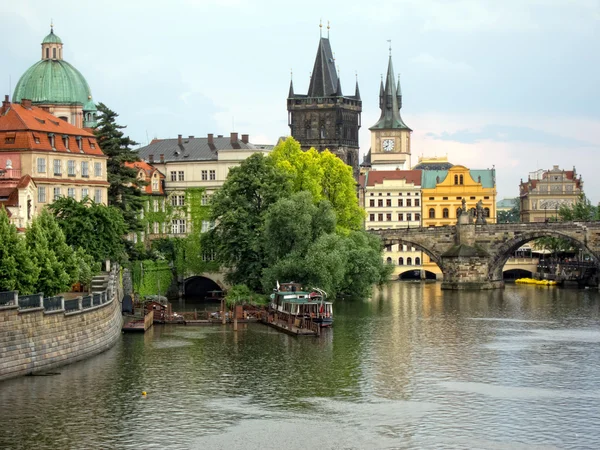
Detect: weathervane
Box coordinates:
(327, 20, 330, 38)
(387, 39, 392, 56)
(319, 19, 322, 38)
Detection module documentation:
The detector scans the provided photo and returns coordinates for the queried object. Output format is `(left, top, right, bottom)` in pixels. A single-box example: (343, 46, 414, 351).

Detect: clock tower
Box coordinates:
(368, 54, 412, 170)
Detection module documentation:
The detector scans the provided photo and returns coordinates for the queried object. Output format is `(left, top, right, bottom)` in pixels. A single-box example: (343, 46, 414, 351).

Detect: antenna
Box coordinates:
(387, 39, 392, 56)
(319, 19, 322, 38)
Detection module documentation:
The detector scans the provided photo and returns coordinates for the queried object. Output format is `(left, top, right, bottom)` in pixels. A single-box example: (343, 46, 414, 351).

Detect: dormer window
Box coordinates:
(62, 135, 69, 150)
(76, 136, 82, 151)
(48, 133, 55, 149)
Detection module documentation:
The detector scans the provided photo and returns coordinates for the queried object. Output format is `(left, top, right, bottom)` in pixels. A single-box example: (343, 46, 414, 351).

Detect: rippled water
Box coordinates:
(1, 283, 600, 449)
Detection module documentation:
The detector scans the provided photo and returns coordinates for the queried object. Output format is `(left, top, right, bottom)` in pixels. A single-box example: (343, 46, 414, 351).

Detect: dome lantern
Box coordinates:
(41, 23, 63, 61)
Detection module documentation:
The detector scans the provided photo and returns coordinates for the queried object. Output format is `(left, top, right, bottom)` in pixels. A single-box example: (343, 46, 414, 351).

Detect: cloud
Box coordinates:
(426, 124, 594, 147)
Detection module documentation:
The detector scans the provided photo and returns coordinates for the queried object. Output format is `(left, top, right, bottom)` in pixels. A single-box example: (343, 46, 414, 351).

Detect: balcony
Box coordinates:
(0, 168, 22, 179)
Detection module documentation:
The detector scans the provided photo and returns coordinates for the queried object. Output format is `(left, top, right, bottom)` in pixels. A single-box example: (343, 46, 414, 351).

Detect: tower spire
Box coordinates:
(396, 74, 402, 109)
(289, 68, 294, 97)
(370, 52, 411, 131)
(355, 71, 361, 100)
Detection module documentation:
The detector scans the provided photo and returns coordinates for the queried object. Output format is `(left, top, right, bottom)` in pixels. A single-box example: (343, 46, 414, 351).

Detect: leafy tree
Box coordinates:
(73, 247, 101, 290)
(209, 153, 291, 291)
(49, 197, 128, 263)
(0, 207, 38, 293)
(558, 194, 598, 221)
(225, 284, 254, 331)
(36, 210, 78, 282)
(25, 214, 72, 296)
(94, 103, 144, 231)
(271, 137, 364, 231)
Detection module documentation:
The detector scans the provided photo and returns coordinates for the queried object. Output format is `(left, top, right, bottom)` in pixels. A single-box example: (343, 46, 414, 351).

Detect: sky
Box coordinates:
(1, 0, 599, 201)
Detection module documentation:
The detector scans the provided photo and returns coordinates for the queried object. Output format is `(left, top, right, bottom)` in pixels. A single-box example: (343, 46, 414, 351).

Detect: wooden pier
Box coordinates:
(122, 310, 154, 333)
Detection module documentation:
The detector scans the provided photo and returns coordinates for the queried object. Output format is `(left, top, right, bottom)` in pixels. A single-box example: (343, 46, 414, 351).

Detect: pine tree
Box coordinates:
(94, 103, 144, 231)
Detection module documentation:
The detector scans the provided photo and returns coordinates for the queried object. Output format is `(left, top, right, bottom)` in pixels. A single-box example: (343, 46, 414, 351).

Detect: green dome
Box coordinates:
(12, 59, 92, 106)
(42, 30, 62, 44)
(83, 97, 97, 112)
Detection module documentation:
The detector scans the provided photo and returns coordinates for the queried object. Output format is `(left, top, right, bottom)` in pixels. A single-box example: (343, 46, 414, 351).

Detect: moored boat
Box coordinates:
(269, 282, 333, 328)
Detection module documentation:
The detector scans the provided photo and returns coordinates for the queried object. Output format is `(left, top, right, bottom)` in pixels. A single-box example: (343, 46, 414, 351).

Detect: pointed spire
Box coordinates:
(396, 74, 402, 109)
(354, 72, 361, 100)
(307, 35, 339, 97)
(289, 80, 294, 98)
(336, 75, 343, 96)
(370, 53, 411, 131)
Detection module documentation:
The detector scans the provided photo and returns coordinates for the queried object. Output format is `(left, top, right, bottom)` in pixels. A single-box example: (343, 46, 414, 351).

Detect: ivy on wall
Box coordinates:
(131, 260, 173, 297)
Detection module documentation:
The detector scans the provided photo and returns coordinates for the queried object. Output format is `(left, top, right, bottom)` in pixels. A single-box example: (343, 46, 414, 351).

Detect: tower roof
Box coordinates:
(370, 56, 411, 131)
(307, 38, 339, 97)
(42, 28, 62, 44)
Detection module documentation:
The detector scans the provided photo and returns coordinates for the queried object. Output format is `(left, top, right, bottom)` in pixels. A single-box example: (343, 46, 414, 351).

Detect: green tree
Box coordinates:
(36, 210, 78, 282)
(49, 197, 128, 262)
(497, 199, 520, 223)
(94, 103, 144, 230)
(558, 194, 598, 221)
(25, 214, 72, 296)
(73, 247, 101, 291)
(225, 284, 254, 331)
(271, 137, 364, 231)
(0, 207, 38, 293)
(209, 153, 291, 291)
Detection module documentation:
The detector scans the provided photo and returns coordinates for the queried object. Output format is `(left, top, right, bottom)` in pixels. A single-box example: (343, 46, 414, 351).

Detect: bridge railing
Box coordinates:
(0, 291, 18, 307)
(43, 296, 64, 312)
(17, 294, 43, 310)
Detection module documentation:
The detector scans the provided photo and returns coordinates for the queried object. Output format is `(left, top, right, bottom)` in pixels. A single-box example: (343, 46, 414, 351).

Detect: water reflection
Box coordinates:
(1, 283, 599, 449)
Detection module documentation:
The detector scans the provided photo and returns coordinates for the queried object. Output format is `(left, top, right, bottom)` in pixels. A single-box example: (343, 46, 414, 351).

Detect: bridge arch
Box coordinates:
(381, 237, 445, 272)
(488, 229, 600, 281)
(183, 275, 224, 300)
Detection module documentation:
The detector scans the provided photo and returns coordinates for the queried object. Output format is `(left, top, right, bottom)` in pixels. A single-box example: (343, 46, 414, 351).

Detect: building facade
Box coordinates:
(287, 35, 362, 177)
(368, 55, 412, 171)
(0, 98, 108, 227)
(519, 166, 582, 222)
(12, 26, 97, 129)
(136, 132, 272, 238)
(360, 170, 423, 278)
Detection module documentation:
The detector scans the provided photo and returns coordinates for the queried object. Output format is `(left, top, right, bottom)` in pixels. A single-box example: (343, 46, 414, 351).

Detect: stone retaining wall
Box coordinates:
(0, 290, 123, 382)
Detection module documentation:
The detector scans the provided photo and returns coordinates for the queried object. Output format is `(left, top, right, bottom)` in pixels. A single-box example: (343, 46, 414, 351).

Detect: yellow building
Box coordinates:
(420, 165, 497, 277)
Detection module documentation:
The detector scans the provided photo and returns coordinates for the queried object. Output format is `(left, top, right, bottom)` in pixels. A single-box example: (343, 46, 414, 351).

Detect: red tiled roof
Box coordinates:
(0, 104, 104, 156)
(124, 160, 165, 195)
(366, 170, 422, 187)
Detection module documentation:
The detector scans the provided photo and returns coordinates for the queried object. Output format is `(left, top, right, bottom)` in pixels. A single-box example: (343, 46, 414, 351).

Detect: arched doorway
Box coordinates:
(503, 269, 533, 280)
(184, 276, 223, 301)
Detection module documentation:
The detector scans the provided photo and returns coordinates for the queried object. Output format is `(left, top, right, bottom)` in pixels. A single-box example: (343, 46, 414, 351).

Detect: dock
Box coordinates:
(122, 310, 154, 333)
(262, 315, 320, 336)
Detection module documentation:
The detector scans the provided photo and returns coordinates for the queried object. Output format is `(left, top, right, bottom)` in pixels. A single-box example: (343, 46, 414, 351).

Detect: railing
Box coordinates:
(64, 298, 80, 312)
(0, 291, 17, 307)
(43, 296, 64, 311)
(81, 295, 93, 309)
(17, 294, 43, 309)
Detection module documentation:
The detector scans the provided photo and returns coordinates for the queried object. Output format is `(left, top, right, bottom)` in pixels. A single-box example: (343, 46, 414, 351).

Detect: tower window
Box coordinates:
(460, 175, 464, 185)
(454, 175, 458, 185)
(46, 48, 49, 58)
(53, 48, 56, 59)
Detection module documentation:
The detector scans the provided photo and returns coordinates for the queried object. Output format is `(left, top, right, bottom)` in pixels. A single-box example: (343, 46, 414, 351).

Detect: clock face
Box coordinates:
(382, 139, 395, 152)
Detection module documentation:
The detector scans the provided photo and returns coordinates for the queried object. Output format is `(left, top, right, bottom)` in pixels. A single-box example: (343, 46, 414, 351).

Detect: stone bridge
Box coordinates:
(372, 221, 600, 290)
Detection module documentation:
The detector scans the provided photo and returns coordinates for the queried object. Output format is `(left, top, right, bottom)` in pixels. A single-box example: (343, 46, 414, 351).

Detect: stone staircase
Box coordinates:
(91, 272, 110, 293)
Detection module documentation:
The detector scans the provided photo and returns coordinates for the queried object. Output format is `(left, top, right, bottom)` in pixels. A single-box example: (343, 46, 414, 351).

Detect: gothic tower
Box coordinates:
(287, 33, 362, 177)
(368, 54, 412, 170)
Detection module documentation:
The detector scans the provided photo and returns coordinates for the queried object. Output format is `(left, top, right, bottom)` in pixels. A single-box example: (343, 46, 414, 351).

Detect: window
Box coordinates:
(369, 199, 375, 207)
(460, 175, 464, 185)
(67, 160, 75, 176)
(171, 195, 185, 207)
(414, 199, 420, 207)
(178, 171, 184, 181)
(94, 162, 102, 177)
(406, 199, 412, 207)
(67, 188, 75, 198)
(403, 213, 410, 221)
(378, 213, 383, 221)
(484, 196, 490, 200)
(484, 207, 490, 218)
(454, 175, 459, 185)
(53, 159, 62, 175)
(201, 220, 215, 233)
(63, 136, 69, 150)
(172, 219, 186, 234)
(170, 171, 177, 181)
(34, 136, 40, 144)
(470, 196, 476, 200)
(386, 213, 392, 221)
(77, 137, 82, 151)
(82, 188, 89, 199)
(429, 197, 434, 200)
(415, 213, 420, 221)
(407, 257, 413, 265)
(386, 199, 392, 207)
(443, 208, 449, 219)
(202, 251, 216, 262)
(415, 257, 421, 265)
(153, 200, 159, 212)
(153, 222, 159, 234)
(53, 187, 61, 200)
(369, 214, 375, 222)
(152, 177, 159, 191)
(37, 158, 46, 173)
(81, 161, 89, 177)
(90, 142, 96, 149)
(4, 137, 14, 144)
(94, 189, 102, 203)
(429, 208, 435, 219)
(378, 199, 383, 207)
(386, 193, 391, 196)
(45, 48, 49, 58)
(53, 48, 56, 59)
(201, 194, 208, 206)
(38, 187, 46, 203)
(398, 213, 404, 221)
(209, 170, 216, 181)
(49, 134, 55, 148)
(443, 197, 449, 200)
(201, 170, 208, 181)
(398, 257, 404, 265)
(397, 199, 403, 207)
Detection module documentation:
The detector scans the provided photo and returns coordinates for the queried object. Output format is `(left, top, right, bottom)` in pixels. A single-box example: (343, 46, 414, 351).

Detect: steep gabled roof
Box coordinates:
(307, 38, 339, 97)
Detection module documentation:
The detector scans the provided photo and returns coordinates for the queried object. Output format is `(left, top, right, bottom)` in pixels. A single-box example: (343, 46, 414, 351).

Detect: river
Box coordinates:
(1, 282, 599, 449)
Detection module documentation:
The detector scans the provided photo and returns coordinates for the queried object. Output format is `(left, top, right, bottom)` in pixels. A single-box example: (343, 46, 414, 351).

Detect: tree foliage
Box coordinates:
(0, 207, 38, 293)
(497, 199, 520, 223)
(558, 194, 599, 222)
(49, 197, 128, 263)
(94, 103, 144, 230)
(271, 137, 364, 231)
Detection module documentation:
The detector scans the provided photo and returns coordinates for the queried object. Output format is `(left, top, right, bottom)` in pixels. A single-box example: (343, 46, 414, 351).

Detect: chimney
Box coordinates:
(188, 135, 194, 139)
(21, 99, 32, 109)
(207, 133, 214, 145)
(159, 154, 165, 163)
(241, 134, 249, 144)
(149, 154, 154, 163)
(230, 132, 238, 144)
(178, 134, 183, 146)
(1, 95, 10, 115)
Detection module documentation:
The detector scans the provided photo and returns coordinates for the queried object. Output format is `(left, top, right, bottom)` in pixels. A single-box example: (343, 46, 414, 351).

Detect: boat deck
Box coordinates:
(262, 318, 319, 336)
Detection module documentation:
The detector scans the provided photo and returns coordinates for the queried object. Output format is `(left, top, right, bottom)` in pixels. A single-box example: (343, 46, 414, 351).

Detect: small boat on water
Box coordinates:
(269, 282, 333, 327)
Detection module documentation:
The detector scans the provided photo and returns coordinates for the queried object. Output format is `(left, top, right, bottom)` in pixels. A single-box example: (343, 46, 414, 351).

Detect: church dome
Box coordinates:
(13, 60, 92, 106)
(42, 29, 62, 44)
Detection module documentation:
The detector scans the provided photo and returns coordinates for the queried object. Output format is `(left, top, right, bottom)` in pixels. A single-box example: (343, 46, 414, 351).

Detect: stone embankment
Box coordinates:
(0, 268, 123, 382)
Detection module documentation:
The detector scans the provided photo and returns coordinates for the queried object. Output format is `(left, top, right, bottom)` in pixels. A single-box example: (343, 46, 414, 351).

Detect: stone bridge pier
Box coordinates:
(374, 220, 600, 290)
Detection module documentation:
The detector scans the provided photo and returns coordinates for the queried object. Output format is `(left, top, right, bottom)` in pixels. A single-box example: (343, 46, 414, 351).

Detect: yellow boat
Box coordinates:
(515, 278, 557, 286)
